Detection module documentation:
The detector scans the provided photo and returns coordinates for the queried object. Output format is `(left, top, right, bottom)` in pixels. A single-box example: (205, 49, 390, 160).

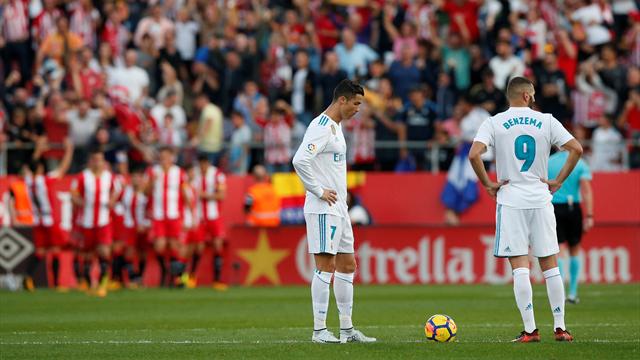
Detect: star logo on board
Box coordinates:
(237, 229, 290, 285)
(0, 228, 34, 271)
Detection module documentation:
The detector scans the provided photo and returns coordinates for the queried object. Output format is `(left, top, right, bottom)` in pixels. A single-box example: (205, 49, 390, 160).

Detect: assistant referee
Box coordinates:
(548, 149, 594, 304)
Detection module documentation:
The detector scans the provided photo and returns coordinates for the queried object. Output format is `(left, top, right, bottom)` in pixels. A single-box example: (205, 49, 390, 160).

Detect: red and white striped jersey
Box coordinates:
(147, 165, 186, 221)
(347, 117, 375, 164)
(193, 165, 225, 221)
(25, 173, 73, 231)
(264, 122, 292, 165)
(69, 3, 99, 49)
(120, 185, 149, 229)
(2, 0, 29, 42)
(72, 169, 115, 228)
(31, 8, 62, 43)
(182, 185, 199, 228)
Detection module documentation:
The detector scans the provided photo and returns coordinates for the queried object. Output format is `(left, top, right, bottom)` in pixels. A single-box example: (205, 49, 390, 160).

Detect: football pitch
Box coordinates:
(1, 284, 638, 359)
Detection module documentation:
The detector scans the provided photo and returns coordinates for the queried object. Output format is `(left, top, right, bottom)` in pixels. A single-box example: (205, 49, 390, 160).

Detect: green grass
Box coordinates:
(1, 284, 639, 359)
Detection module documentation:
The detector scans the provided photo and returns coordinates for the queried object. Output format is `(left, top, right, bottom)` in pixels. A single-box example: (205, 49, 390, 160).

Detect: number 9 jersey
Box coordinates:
(473, 107, 574, 209)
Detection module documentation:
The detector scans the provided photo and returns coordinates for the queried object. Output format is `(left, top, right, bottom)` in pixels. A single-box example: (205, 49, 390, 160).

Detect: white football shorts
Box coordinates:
(494, 203, 559, 258)
(304, 213, 354, 255)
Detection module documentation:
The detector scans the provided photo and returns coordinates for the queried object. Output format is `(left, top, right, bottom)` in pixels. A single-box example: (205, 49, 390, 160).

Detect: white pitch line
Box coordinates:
(1, 339, 639, 346)
(5, 323, 637, 336)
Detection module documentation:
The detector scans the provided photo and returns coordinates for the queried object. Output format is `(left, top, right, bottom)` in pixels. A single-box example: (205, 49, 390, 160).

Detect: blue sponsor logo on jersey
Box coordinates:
(503, 117, 543, 130)
(334, 153, 345, 162)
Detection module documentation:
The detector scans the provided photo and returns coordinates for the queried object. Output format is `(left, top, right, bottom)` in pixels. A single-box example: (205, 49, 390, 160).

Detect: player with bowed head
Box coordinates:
(469, 77, 582, 342)
(293, 79, 376, 344)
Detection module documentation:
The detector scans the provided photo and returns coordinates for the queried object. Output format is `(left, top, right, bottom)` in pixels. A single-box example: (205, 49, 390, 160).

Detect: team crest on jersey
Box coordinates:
(331, 125, 336, 135)
(307, 143, 317, 153)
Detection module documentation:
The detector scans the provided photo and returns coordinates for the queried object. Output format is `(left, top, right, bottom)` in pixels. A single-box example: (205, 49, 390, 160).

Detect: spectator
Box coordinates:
(174, 7, 200, 68)
(571, 0, 613, 46)
(574, 61, 618, 129)
(69, 0, 100, 50)
(598, 45, 628, 114)
(36, 16, 83, 71)
(470, 69, 507, 115)
(151, 89, 186, 132)
(70, 47, 105, 102)
(489, 40, 525, 91)
(133, 4, 175, 50)
(157, 113, 183, 148)
(219, 51, 248, 113)
(388, 45, 422, 102)
(442, 32, 471, 91)
(590, 115, 623, 172)
(5, 108, 35, 174)
(2, 0, 32, 85)
(101, 8, 130, 60)
(229, 111, 252, 175)
(264, 108, 292, 174)
(156, 62, 184, 105)
(397, 86, 437, 170)
(193, 93, 223, 165)
(535, 53, 570, 123)
(319, 51, 348, 108)
(383, 5, 418, 61)
(440, 0, 481, 44)
(234, 81, 268, 131)
(110, 49, 150, 107)
(346, 105, 376, 171)
(434, 71, 458, 121)
(290, 50, 316, 126)
(335, 28, 379, 79)
(31, 0, 63, 46)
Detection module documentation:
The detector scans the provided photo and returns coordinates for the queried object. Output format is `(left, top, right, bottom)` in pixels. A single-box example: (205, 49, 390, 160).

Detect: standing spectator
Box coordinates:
(229, 111, 252, 175)
(624, 11, 640, 67)
(36, 16, 83, 70)
(2, 0, 31, 85)
(156, 62, 184, 105)
(470, 69, 507, 115)
(383, 5, 418, 61)
(233, 81, 268, 131)
(442, 32, 471, 91)
(434, 71, 458, 121)
(175, 6, 199, 77)
(151, 90, 186, 131)
(219, 51, 248, 114)
(346, 105, 376, 171)
(397, 86, 437, 170)
(319, 51, 348, 108)
(554, 29, 579, 89)
(290, 50, 316, 126)
(597, 45, 628, 114)
(535, 53, 570, 123)
(5, 107, 35, 174)
(67, 98, 103, 169)
(314, 4, 340, 52)
(193, 93, 223, 165)
(489, 40, 525, 91)
(571, 0, 613, 46)
(133, 4, 175, 50)
(31, 0, 63, 46)
(135, 34, 159, 95)
(440, 0, 481, 44)
(334, 28, 379, 79)
(110, 49, 150, 107)
(388, 45, 421, 102)
(70, 47, 105, 102)
(68, 0, 100, 50)
(590, 115, 623, 172)
(574, 61, 617, 129)
(157, 113, 183, 148)
(101, 8, 130, 60)
(264, 108, 292, 174)
(41, 96, 70, 170)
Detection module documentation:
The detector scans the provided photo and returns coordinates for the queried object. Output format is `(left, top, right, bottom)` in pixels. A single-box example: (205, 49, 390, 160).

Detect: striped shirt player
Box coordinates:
(119, 184, 150, 248)
(3, 0, 29, 42)
(146, 163, 189, 240)
(26, 171, 73, 249)
(292, 79, 376, 344)
(469, 77, 582, 342)
(183, 182, 202, 245)
(193, 163, 226, 240)
(71, 168, 117, 250)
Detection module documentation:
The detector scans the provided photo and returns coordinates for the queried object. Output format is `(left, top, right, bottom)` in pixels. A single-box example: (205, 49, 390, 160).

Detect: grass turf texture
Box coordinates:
(1, 284, 638, 359)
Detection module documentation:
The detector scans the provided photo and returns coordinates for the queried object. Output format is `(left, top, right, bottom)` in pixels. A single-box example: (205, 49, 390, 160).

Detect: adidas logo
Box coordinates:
(553, 307, 562, 314)
(504, 246, 511, 253)
(525, 303, 533, 311)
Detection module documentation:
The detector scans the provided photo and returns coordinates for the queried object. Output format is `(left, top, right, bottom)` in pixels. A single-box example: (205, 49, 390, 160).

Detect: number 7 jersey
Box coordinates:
(473, 107, 574, 209)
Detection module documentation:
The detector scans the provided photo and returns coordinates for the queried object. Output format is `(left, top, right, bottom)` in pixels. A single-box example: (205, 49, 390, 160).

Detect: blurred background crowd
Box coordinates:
(1, 0, 639, 176)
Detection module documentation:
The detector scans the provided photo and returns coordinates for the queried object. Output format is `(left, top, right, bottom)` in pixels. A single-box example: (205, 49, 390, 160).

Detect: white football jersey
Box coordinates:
(474, 106, 574, 209)
(292, 113, 349, 218)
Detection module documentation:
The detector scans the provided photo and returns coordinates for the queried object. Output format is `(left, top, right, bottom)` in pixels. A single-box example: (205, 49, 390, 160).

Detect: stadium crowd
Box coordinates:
(1, 0, 640, 176)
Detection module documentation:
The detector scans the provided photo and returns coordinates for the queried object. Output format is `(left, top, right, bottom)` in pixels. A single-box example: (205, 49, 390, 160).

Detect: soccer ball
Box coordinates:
(424, 314, 457, 342)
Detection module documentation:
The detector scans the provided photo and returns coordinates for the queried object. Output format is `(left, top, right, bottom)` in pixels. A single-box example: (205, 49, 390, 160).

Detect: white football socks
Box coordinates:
(513, 267, 536, 333)
(333, 271, 354, 330)
(311, 270, 333, 331)
(544, 267, 566, 331)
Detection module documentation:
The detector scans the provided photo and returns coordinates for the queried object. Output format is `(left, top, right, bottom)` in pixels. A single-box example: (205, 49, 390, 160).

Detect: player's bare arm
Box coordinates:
(469, 141, 508, 198)
(581, 178, 594, 231)
(542, 139, 583, 194)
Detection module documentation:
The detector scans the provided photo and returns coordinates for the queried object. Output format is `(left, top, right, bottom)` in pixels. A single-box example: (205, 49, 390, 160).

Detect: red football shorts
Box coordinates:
(151, 219, 183, 240)
(33, 225, 70, 248)
(200, 219, 225, 240)
(81, 225, 113, 250)
(185, 226, 204, 244)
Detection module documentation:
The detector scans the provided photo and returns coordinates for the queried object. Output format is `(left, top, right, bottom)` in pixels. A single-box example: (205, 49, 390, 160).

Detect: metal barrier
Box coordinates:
(1, 138, 638, 175)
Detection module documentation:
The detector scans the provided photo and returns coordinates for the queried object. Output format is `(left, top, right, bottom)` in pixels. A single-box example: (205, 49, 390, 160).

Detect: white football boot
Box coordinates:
(340, 328, 377, 343)
(312, 329, 341, 344)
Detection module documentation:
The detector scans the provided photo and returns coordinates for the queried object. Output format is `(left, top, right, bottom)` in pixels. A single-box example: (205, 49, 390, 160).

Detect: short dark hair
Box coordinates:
(197, 153, 210, 162)
(506, 76, 534, 100)
(159, 145, 175, 154)
(332, 79, 364, 102)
